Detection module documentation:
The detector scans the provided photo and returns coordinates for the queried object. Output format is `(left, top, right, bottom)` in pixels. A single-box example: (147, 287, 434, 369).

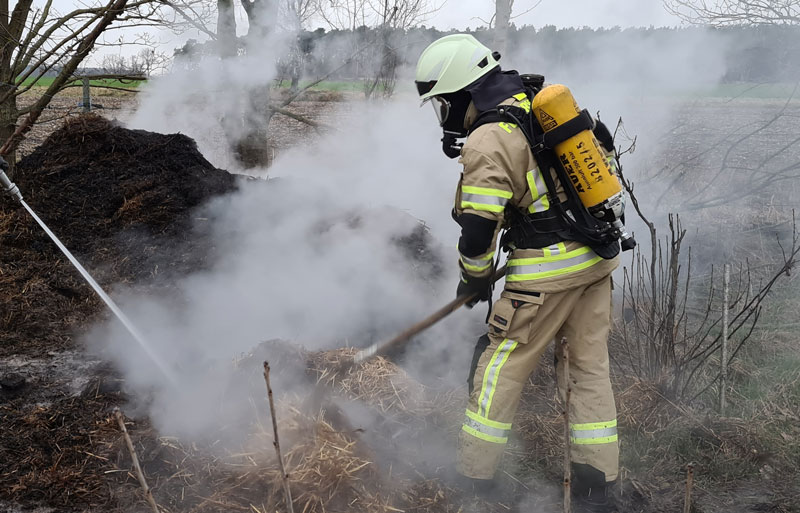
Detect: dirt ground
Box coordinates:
(1, 90, 799, 513)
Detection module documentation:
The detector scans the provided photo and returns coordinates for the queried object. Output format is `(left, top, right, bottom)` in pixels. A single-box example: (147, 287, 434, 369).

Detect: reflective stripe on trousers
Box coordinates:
(477, 338, 518, 417)
(460, 185, 512, 213)
(506, 246, 603, 282)
(462, 409, 512, 444)
(571, 419, 618, 445)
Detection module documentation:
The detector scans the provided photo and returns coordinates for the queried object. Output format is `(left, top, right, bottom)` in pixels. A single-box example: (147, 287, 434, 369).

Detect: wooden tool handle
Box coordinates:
(353, 265, 507, 363)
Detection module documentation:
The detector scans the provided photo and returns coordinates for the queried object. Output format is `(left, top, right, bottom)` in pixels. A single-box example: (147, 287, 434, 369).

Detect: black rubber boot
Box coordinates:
(452, 474, 503, 500)
(571, 463, 618, 513)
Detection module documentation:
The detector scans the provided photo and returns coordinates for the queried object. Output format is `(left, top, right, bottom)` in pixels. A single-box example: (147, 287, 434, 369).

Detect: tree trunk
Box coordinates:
(0, 95, 17, 173)
(233, 0, 273, 169)
(289, 4, 302, 94)
(217, 0, 237, 58)
(232, 86, 274, 169)
(0, 0, 17, 169)
(289, 55, 301, 93)
(365, 5, 397, 99)
(494, 0, 512, 58)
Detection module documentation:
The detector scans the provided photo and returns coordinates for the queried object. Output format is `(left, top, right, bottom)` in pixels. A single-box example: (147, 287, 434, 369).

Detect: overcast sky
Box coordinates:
(426, 0, 679, 30)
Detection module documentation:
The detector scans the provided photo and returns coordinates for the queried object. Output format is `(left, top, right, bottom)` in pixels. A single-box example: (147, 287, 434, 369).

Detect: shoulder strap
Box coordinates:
(468, 105, 530, 135)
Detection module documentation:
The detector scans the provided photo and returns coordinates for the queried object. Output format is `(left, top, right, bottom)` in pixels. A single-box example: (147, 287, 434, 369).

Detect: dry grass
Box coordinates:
(307, 348, 430, 415)
(92, 346, 476, 513)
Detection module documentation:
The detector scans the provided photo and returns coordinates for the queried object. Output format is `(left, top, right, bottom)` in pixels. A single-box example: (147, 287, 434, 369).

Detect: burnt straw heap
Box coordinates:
(0, 114, 238, 357)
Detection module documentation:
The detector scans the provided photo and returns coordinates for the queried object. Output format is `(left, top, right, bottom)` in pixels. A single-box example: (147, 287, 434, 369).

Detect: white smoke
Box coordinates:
(89, 72, 486, 439)
(86, 9, 742, 488)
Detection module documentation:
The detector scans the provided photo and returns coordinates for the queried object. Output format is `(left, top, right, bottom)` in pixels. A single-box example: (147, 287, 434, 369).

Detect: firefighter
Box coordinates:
(415, 34, 621, 512)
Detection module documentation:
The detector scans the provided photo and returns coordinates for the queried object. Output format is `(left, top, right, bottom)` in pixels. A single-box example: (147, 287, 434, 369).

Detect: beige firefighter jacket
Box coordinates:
(453, 93, 619, 293)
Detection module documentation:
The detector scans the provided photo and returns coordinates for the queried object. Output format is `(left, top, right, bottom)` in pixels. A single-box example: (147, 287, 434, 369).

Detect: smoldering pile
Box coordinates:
(0, 114, 238, 357)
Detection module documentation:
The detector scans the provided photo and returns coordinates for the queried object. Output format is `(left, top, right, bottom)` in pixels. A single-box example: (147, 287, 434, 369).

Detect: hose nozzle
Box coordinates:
(0, 156, 22, 203)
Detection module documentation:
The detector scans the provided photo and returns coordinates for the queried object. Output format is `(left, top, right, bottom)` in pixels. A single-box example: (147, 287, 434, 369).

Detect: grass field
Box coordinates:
(274, 78, 399, 94)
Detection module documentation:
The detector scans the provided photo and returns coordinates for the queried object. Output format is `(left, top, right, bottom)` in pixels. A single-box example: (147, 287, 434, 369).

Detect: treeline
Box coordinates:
(171, 24, 800, 87)
(282, 24, 800, 84)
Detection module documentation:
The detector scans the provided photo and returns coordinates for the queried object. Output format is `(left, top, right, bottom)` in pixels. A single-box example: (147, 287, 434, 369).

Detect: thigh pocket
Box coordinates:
(487, 289, 544, 344)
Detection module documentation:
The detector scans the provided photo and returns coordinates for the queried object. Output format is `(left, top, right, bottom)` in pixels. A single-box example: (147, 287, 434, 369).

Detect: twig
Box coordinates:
(114, 409, 160, 513)
(279, 40, 377, 107)
(720, 263, 730, 414)
(268, 104, 331, 131)
(562, 338, 572, 513)
(683, 462, 695, 513)
(263, 361, 295, 513)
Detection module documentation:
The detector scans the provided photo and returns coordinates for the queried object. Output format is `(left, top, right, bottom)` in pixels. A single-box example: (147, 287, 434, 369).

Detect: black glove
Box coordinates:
(457, 271, 493, 309)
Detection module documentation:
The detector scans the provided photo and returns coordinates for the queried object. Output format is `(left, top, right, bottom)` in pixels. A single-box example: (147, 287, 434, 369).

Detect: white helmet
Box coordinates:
(415, 34, 499, 101)
(415, 34, 499, 127)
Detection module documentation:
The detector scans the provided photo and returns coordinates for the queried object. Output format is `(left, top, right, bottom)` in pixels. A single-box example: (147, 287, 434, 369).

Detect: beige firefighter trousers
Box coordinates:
(457, 274, 618, 482)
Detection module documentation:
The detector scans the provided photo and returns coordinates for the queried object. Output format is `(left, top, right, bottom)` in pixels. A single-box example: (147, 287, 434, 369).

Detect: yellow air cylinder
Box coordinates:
(531, 84, 622, 215)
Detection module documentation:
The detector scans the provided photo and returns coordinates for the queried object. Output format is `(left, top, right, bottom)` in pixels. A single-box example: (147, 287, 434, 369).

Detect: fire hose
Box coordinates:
(0, 156, 177, 383)
(353, 265, 507, 364)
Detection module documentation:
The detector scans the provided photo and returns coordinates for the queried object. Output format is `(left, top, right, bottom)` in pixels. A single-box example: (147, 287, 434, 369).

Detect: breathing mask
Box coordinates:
(431, 89, 472, 159)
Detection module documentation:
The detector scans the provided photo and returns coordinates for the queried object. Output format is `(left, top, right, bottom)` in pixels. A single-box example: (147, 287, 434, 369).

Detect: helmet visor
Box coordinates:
(431, 96, 451, 126)
(416, 80, 436, 97)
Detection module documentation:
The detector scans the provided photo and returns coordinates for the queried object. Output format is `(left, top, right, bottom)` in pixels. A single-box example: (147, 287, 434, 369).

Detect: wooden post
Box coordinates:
(82, 77, 91, 112)
(562, 338, 572, 513)
(114, 409, 160, 513)
(683, 462, 695, 513)
(720, 263, 730, 414)
(263, 362, 295, 513)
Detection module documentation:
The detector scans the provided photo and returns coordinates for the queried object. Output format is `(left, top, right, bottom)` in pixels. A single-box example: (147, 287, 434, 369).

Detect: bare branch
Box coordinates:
(1, 0, 133, 157)
(665, 0, 800, 26)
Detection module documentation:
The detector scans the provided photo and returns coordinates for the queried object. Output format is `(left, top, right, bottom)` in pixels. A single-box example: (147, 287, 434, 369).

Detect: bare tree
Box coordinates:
(363, 1, 399, 98)
(494, 0, 512, 57)
(169, 0, 328, 168)
(101, 48, 168, 76)
(281, 0, 318, 91)
(477, 0, 540, 56)
(132, 48, 169, 76)
(0, 0, 163, 165)
(317, 0, 440, 98)
(612, 121, 800, 399)
(316, 0, 368, 30)
(617, 213, 798, 399)
(157, 0, 218, 39)
(365, 0, 436, 29)
(101, 53, 130, 74)
(665, 0, 800, 25)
